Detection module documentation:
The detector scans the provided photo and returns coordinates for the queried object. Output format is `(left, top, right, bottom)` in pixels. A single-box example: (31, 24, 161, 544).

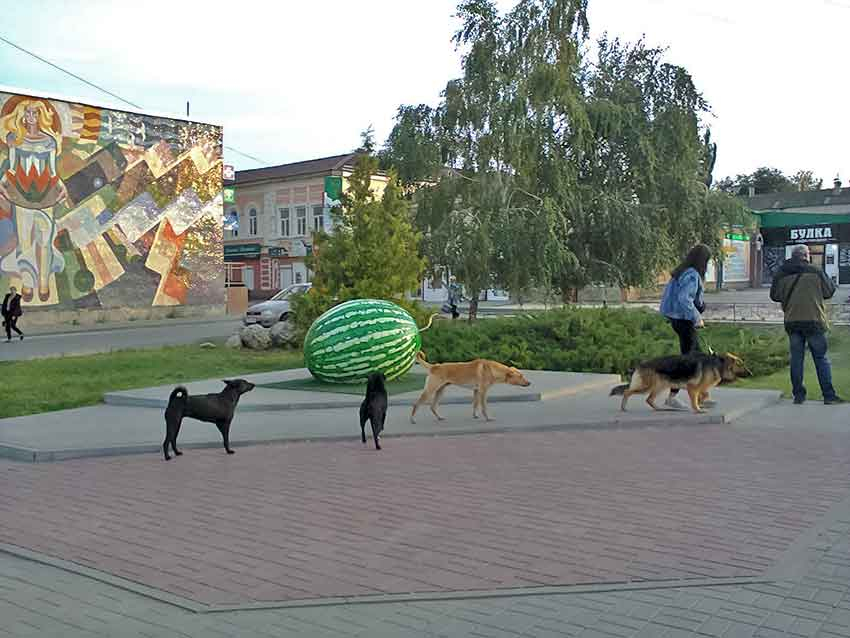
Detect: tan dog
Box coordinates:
(410, 351, 531, 423)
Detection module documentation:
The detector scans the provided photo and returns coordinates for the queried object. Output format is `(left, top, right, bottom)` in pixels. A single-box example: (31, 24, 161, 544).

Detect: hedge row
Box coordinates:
(420, 308, 790, 378)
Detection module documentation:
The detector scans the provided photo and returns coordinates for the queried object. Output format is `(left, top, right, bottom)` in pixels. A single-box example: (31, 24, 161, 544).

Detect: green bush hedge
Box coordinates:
(420, 308, 790, 378)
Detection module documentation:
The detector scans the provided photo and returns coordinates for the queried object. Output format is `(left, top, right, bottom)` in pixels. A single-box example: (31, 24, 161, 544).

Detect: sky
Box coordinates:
(0, 0, 847, 184)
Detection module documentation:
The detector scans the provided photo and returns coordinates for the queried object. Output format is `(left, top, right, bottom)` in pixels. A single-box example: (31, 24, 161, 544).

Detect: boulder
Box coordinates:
(270, 320, 296, 348)
(225, 334, 242, 349)
(239, 324, 272, 350)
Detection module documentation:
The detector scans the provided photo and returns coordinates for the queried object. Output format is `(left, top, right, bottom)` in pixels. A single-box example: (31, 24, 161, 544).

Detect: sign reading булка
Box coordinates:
(787, 225, 835, 243)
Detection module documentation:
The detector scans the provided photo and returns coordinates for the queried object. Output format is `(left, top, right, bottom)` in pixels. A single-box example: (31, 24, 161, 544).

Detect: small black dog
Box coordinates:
(359, 372, 388, 450)
(163, 379, 255, 460)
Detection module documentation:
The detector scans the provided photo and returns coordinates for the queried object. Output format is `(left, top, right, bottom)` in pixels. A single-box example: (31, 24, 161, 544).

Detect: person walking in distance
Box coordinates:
(659, 244, 711, 410)
(770, 244, 843, 405)
(447, 276, 462, 320)
(2, 286, 24, 342)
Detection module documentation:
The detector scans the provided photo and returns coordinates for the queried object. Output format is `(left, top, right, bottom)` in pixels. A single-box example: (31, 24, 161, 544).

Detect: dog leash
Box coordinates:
(697, 330, 715, 355)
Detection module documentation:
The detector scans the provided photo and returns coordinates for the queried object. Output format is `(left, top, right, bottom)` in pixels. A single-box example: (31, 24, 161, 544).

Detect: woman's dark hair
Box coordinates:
(671, 244, 711, 280)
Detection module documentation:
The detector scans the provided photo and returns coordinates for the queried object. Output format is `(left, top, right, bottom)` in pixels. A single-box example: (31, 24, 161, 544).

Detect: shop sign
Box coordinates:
(324, 175, 342, 208)
(224, 243, 261, 257)
(788, 225, 835, 242)
(725, 232, 749, 242)
(223, 186, 236, 204)
(269, 247, 288, 257)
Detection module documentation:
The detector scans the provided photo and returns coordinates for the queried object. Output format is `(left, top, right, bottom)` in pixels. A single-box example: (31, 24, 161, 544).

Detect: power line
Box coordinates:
(0, 34, 143, 110)
(223, 145, 269, 166)
(0, 32, 268, 167)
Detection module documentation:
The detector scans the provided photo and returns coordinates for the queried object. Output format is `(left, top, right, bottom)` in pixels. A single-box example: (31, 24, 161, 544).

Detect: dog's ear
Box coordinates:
(222, 379, 234, 386)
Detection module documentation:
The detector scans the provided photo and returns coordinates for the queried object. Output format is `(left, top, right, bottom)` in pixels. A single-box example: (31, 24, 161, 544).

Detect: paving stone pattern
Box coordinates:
(2, 504, 850, 637)
(3, 425, 850, 607)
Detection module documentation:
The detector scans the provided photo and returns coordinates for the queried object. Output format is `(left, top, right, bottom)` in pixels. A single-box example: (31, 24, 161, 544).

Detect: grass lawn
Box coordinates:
(3, 311, 848, 419)
(738, 327, 850, 400)
(0, 345, 302, 419)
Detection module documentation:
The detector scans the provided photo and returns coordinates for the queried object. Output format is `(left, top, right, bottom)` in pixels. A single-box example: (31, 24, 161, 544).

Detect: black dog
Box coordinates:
(359, 372, 387, 450)
(163, 379, 255, 460)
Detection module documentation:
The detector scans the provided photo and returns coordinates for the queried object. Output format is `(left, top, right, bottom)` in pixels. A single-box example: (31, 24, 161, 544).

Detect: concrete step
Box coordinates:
(103, 368, 622, 412)
(1, 383, 781, 462)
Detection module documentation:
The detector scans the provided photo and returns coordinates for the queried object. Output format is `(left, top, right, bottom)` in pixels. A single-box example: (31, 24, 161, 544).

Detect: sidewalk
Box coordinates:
(17, 313, 238, 338)
(0, 368, 779, 462)
(2, 401, 850, 637)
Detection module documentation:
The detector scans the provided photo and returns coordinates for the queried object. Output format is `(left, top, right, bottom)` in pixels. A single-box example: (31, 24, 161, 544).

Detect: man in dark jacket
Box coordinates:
(1, 286, 24, 342)
(770, 244, 842, 404)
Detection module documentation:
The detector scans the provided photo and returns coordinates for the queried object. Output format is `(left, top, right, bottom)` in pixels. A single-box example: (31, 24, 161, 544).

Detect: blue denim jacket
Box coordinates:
(659, 267, 704, 324)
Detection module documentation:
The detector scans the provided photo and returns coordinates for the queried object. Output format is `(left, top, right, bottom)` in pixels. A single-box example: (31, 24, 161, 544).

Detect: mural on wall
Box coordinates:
(0, 91, 224, 309)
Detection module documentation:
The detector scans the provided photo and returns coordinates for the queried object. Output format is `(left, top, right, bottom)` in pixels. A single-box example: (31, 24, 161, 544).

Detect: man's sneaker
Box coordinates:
(793, 396, 806, 405)
(664, 395, 688, 411)
(824, 397, 846, 405)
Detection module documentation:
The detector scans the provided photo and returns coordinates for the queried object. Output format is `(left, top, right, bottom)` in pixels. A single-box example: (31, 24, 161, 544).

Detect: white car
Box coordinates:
(243, 283, 312, 327)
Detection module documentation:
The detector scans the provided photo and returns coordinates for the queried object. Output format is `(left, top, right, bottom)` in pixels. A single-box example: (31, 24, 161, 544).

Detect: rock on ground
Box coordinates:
(270, 320, 296, 348)
(225, 334, 242, 349)
(239, 324, 272, 350)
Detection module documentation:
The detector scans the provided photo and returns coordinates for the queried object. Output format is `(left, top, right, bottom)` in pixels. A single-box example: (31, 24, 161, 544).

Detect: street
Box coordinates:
(0, 318, 242, 361)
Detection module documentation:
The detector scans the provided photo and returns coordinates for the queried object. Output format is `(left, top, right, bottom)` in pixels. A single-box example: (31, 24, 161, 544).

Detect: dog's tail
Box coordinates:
(609, 384, 629, 396)
(417, 313, 439, 333)
(415, 350, 432, 369)
(168, 386, 188, 408)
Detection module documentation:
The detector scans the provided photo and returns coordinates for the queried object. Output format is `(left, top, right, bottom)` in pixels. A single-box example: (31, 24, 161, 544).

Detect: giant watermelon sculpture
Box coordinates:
(304, 299, 425, 383)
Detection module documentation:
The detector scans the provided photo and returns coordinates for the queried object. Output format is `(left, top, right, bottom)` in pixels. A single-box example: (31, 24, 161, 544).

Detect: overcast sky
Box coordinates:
(1, 0, 847, 184)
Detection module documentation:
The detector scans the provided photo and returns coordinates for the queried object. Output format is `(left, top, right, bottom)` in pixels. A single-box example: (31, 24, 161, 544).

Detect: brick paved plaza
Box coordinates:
(3, 404, 850, 636)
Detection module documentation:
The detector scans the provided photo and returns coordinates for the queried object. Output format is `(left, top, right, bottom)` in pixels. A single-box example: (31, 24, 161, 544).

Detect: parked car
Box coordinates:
(243, 283, 312, 327)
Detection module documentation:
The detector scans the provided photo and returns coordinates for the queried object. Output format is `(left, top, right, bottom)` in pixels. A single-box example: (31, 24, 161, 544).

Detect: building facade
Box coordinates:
(223, 153, 389, 297)
(746, 181, 850, 286)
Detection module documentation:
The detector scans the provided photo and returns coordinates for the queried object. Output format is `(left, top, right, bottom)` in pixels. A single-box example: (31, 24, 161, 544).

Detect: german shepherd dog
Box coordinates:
(610, 352, 750, 414)
(360, 372, 388, 450)
(163, 379, 255, 460)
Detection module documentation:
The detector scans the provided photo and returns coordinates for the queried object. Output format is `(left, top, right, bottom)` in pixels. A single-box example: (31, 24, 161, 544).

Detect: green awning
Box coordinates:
(750, 210, 850, 228)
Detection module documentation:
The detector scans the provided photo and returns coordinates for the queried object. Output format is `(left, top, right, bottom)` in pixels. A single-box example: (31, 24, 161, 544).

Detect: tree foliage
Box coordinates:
(379, 105, 444, 188)
(716, 166, 824, 196)
(383, 0, 748, 314)
(290, 154, 427, 337)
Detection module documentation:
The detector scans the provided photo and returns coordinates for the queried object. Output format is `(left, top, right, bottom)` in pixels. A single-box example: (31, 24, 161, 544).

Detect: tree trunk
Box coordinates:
(560, 286, 577, 305)
(468, 294, 479, 321)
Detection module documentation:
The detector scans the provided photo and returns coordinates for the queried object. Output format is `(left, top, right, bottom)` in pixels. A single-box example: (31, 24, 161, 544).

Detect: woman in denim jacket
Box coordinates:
(658, 244, 711, 410)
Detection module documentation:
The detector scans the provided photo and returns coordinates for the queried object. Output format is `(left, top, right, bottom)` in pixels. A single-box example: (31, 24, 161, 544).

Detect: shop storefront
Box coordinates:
(223, 244, 261, 289)
(704, 231, 752, 288)
(224, 241, 312, 294)
(754, 213, 850, 285)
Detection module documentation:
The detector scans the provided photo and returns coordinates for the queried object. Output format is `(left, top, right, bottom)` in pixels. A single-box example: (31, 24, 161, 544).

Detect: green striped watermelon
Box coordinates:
(304, 299, 422, 383)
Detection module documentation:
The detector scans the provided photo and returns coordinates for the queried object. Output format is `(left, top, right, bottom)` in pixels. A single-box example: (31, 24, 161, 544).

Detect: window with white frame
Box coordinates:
(279, 207, 290, 237)
(312, 205, 324, 232)
(296, 206, 307, 236)
(249, 208, 258, 235)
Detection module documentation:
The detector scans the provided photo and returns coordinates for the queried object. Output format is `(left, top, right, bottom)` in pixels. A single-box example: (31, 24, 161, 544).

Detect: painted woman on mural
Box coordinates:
(0, 98, 67, 302)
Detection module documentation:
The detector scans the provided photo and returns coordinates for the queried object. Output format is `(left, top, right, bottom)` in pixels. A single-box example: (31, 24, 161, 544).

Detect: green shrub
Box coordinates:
(421, 308, 789, 379)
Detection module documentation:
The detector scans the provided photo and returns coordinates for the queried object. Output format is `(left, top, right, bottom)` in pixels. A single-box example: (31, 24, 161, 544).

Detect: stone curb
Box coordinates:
(102, 376, 622, 411)
(0, 390, 780, 463)
(0, 541, 768, 615)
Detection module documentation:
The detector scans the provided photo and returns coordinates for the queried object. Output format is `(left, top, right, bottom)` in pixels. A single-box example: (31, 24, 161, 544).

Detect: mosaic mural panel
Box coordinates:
(0, 91, 224, 309)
